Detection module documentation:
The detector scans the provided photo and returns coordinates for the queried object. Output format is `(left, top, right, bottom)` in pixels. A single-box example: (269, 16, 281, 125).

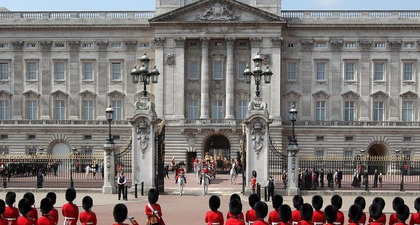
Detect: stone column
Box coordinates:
(286, 143, 300, 196)
(153, 37, 165, 117)
(39, 41, 52, 120)
(269, 37, 283, 121)
(225, 37, 235, 119)
(124, 41, 138, 113)
(103, 143, 116, 194)
(11, 41, 24, 120)
(174, 37, 185, 119)
(68, 41, 80, 120)
(97, 41, 109, 120)
(200, 37, 210, 119)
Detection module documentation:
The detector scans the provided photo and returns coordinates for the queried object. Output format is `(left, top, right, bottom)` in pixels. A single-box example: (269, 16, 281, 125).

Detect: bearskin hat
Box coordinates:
(293, 195, 304, 210)
(82, 196, 93, 211)
(254, 201, 268, 219)
(230, 193, 241, 202)
(46, 192, 57, 205)
(354, 196, 366, 210)
(40, 197, 53, 214)
(229, 199, 242, 217)
(279, 204, 292, 222)
(65, 188, 76, 202)
(113, 203, 128, 223)
(369, 203, 382, 221)
(372, 197, 385, 210)
(414, 197, 420, 212)
(396, 204, 410, 222)
(23, 192, 35, 206)
(5, 192, 16, 206)
(300, 203, 313, 221)
(324, 205, 337, 223)
(348, 204, 362, 223)
(312, 195, 323, 211)
(18, 198, 31, 215)
(331, 195, 342, 210)
(209, 195, 220, 211)
(272, 195, 283, 210)
(392, 197, 405, 211)
(148, 188, 159, 204)
(0, 199, 5, 214)
(248, 193, 260, 209)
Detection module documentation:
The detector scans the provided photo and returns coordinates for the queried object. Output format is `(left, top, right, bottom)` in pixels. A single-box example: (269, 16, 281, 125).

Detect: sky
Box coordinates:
(1, 0, 420, 11)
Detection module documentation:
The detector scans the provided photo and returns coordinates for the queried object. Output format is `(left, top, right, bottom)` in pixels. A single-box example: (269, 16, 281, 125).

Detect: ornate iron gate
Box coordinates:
(114, 137, 132, 187)
(155, 120, 165, 193)
(268, 139, 288, 189)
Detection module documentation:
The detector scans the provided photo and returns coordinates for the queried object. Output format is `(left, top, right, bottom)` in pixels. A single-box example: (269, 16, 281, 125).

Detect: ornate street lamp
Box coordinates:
(395, 148, 404, 191)
(70, 146, 77, 188)
(243, 53, 273, 97)
(38, 146, 44, 155)
(286, 105, 300, 195)
(360, 148, 369, 191)
(106, 104, 115, 145)
(289, 105, 298, 146)
(130, 52, 160, 97)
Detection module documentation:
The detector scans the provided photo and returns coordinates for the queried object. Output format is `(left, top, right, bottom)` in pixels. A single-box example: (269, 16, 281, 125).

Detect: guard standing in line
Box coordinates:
(117, 172, 127, 200)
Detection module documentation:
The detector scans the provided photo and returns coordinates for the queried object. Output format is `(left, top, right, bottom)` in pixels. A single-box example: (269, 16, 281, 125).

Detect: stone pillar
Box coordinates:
(174, 37, 185, 119)
(225, 37, 235, 119)
(200, 37, 210, 119)
(103, 143, 116, 194)
(40, 41, 52, 120)
(154, 37, 165, 118)
(286, 143, 300, 196)
(11, 41, 24, 120)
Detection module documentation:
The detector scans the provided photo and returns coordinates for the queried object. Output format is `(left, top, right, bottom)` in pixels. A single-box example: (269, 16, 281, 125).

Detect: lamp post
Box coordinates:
(130, 52, 160, 97)
(395, 148, 404, 191)
(70, 146, 77, 188)
(38, 146, 44, 155)
(289, 105, 298, 146)
(106, 105, 115, 144)
(360, 148, 369, 191)
(286, 105, 300, 195)
(243, 53, 273, 97)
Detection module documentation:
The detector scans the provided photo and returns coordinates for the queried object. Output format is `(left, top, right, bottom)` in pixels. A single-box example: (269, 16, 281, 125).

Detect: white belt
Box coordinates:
(211, 223, 220, 225)
(272, 223, 280, 225)
(86, 223, 94, 225)
(248, 221, 256, 225)
(5, 218, 16, 220)
(64, 217, 76, 220)
(314, 222, 324, 225)
(292, 222, 299, 225)
(333, 222, 342, 225)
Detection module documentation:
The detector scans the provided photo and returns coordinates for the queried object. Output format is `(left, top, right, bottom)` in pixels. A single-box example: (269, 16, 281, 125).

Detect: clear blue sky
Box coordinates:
(1, 0, 420, 11)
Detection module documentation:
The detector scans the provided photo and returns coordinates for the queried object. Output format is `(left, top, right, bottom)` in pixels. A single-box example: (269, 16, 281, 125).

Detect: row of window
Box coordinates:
(286, 41, 416, 50)
(286, 61, 417, 83)
(0, 42, 150, 50)
(314, 149, 412, 158)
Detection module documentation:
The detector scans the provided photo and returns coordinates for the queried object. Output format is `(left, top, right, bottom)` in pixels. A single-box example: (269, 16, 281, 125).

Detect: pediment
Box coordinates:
(107, 90, 125, 98)
(341, 90, 359, 99)
(51, 90, 68, 98)
(79, 90, 97, 98)
(22, 90, 40, 98)
(400, 91, 418, 99)
(370, 90, 389, 99)
(210, 90, 225, 99)
(150, 0, 285, 24)
(312, 90, 330, 99)
(0, 90, 12, 98)
(282, 90, 301, 99)
(234, 89, 250, 99)
(185, 89, 201, 99)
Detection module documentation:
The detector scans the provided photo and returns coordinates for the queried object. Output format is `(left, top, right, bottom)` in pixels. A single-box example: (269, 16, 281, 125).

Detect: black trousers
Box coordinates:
(118, 185, 126, 200)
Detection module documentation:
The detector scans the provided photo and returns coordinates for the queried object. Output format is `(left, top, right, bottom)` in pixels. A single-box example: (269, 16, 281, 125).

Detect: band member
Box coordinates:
(62, 188, 79, 225)
(46, 192, 59, 225)
(0, 199, 8, 225)
(17, 198, 33, 225)
(79, 196, 97, 225)
(113, 204, 139, 225)
(23, 192, 37, 223)
(145, 189, 164, 225)
(204, 195, 224, 225)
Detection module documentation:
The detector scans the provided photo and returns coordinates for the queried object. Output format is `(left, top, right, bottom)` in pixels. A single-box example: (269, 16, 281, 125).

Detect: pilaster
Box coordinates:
(154, 37, 165, 118)
(40, 41, 52, 120)
(97, 41, 109, 120)
(174, 37, 186, 119)
(225, 37, 235, 119)
(200, 37, 210, 119)
(68, 40, 80, 120)
(12, 41, 24, 120)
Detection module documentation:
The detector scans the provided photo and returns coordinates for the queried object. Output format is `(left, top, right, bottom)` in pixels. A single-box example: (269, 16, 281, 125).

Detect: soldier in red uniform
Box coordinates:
(201, 165, 212, 185)
(204, 195, 224, 225)
(298, 203, 313, 225)
(225, 199, 245, 225)
(268, 195, 283, 225)
(36, 198, 55, 225)
(175, 164, 186, 184)
(62, 188, 79, 225)
(311, 195, 325, 225)
(145, 189, 165, 225)
(324, 205, 337, 225)
(348, 204, 363, 225)
(368, 197, 387, 224)
(17, 198, 33, 225)
(409, 197, 420, 225)
(349, 196, 366, 225)
(79, 196, 97, 225)
(278, 204, 292, 225)
(395, 204, 410, 225)
(46, 192, 59, 224)
(0, 200, 8, 225)
(4, 192, 18, 225)
(252, 201, 269, 225)
(245, 194, 260, 224)
(390, 197, 405, 225)
(369, 203, 384, 225)
(23, 192, 37, 223)
(227, 194, 244, 220)
(112, 204, 139, 225)
(331, 195, 344, 225)
(291, 195, 303, 225)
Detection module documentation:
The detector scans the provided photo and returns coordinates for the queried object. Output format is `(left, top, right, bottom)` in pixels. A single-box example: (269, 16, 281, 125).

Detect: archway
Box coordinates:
(367, 143, 388, 174)
(204, 135, 231, 174)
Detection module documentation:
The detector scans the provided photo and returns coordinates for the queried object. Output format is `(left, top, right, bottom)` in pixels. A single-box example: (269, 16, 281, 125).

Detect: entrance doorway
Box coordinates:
(367, 143, 387, 174)
(204, 135, 231, 174)
(186, 152, 197, 173)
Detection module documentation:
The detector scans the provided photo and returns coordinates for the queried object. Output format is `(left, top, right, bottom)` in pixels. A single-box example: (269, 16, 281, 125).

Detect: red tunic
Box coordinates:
(4, 206, 19, 225)
(0, 216, 6, 225)
(204, 210, 224, 225)
(28, 207, 38, 223)
(49, 208, 59, 224)
(227, 212, 244, 220)
(348, 212, 366, 225)
(225, 217, 245, 225)
(291, 210, 302, 225)
(390, 214, 398, 225)
(246, 209, 258, 223)
(369, 221, 384, 225)
(254, 220, 270, 225)
(36, 215, 55, 225)
(80, 210, 97, 225)
(368, 213, 387, 224)
(62, 202, 79, 225)
(312, 210, 325, 224)
(16, 216, 34, 225)
(409, 212, 420, 225)
(145, 203, 163, 224)
(298, 220, 313, 225)
(268, 209, 281, 224)
(334, 211, 344, 225)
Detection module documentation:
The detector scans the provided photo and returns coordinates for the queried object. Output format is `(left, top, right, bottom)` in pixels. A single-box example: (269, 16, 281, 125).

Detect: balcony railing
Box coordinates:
(0, 120, 129, 125)
(0, 11, 155, 21)
(281, 10, 420, 19)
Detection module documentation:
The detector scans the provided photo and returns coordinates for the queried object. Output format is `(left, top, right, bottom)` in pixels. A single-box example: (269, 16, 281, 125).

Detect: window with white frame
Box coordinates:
(344, 101, 355, 121)
(287, 42, 297, 48)
(187, 100, 199, 119)
(26, 62, 38, 81)
(315, 42, 327, 48)
(54, 61, 66, 81)
(110, 42, 122, 48)
(0, 43, 9, 49)
(54, 100, 66, 120)
(286, 101, 297, 121)
(111, 100, 122, 121)
(315, 149, 324, 157)
(315, 101, 326, 121)
(344, 150, 353, 157)
(316, 62, 326, 81)
(237, 100, 248, 119)
(26, 100, 38, 120)
(287, 62, 297, 81)
(27, 146, 37, 155)
(213, 61, 223, 80)
(373, 62, 385, 81)
(373, 101, 384, 121)
(83, 61, 94, 80)
(402, 101, 413, 122)
(212, 100, 224, 119)
(0, 63, 9, 81)
(26, 42, 37, 49)
(403, 62, 413, 82)
(83, 42, 94, 49)
(344, 62, 355, 81)
(111, 62, 121, 80)
(345, 42, 357, 49)
(0, 100, 9, 119)
(237, 61, 246, 79)
(54, 42, 65, 49)
(403, 42, 415, 49)
(374, 42, 386, 49)
(188, 61, 198, 79)
(83, 100, 94, 120)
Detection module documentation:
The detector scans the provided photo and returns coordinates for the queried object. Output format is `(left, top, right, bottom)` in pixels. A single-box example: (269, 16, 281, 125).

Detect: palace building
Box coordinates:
(0, 0, 420, 172)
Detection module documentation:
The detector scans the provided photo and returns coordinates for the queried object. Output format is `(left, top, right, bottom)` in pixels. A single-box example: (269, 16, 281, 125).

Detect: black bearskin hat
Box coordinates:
(279, 204, 292, 222)
(372, 197, 385, 210)
(209, 195, 221, 211)
(229, 199, 242, 217)
(46, 192, 57, 205)
(300, 203, 313, 221)
(40, 198, 53, 214)
(324, 205, 337, 223)
(0, 199, 4, 214)
(148, 188, 159, 204)
(414, 197, 420, 212)
(248, 194, 260, 209)
(396, 204, 410, 222)
(82, 196, 93, 211)
(369, 203, 382, 221)
(272, 195, 284, 210)
(5, 192, 16, 206)
(65, 188, 76, 202)
(348, 204, 362, 223)
(312, 195, 323, 211)
(354, 196, 366, 210)
(392, 197, 405, 211)
(113, 203, 128, 223)
(18, 198, 31, 215)
(230, 193, 241, 202)
(23, 192, 35, 206)
(331, 195, 342, 210)
(254, 201, 268, 219)
(293, 195, 304, 210)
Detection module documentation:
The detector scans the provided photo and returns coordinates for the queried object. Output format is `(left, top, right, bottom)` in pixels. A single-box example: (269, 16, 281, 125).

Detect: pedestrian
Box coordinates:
(79, 196, 97, 225)
(267, 175, 275, 201)
(378, 172, 383, 188)
(62, 188, 79, 225)
(327, 170, 333, 190)
(225, 199, 244, 225)
(348, 204, 363, 225)
(0, 199, 7, 225)
(4, 192, 18, 225)
(320, 169, 324, 187)
(245, 194, 260, 224)
(117, 172, 127, 200)
(45, 192, 58, 225)
(17, 198, 33, 225)
(226, 194, 244, 220)
(23, 192, 37, 223)
(298, 203, 313, 225)
(204, 195, 224, 225)
(250, 175, 257, 194)
(253, 201, 269, 225)
(311, 195, 325, 225)
(145, 189, 165, 225)
(268, 195, 283, 225)
(337, 169, 343, 188)
(112, 204, 139, 225)
(373, 169, 378, 188)
(36, 198, 54, 225)
(363, 171, 369, 191)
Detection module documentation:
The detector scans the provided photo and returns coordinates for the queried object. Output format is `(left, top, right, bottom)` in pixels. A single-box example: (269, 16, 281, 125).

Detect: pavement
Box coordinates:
(1, 173, 419, 224)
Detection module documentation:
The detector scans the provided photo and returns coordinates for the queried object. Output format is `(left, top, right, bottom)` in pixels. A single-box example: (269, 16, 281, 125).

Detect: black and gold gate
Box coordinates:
(155, 120, 165, 193)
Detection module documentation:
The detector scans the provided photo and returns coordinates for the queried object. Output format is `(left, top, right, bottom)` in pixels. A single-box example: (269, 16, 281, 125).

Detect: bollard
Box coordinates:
(257, 183, 261, 198)
(141, 182, 144, 196)
(125, 186, 128, 200)
(135, 183, 138, 198)
(264, 186, 268, 202)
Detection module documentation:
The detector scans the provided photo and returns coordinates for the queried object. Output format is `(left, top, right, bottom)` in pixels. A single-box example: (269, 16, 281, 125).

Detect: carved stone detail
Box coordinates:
(124, 41, 138, 51)
(97, 41, 108, 50)
(136, 119, 150, 159)
(271, 37, 283, 47)
(40, 41, 52, 51)
(250, 37, 262, 48)
(261, 54, 270, 65)
(79, 90, 97, 98)
(107, 90, 125, 98)
(200, 37, 210, 46)
(174, 38, 185, 48)
(134, 97, 157, 120)
(165, 53, 175, 65)
(251, 120, 266, 159)
(389, 41, 401, 51)
(12, 41, 24, 50)
(225, 37, 235, 46)
(153, 37, 165, 48)
(196, 3, 240, 21)
(68, 41, 80, 51)
(359, 41, 372, 51)
(300, 40, 314, 51)
(330, 40, 343, 51)
(248, 96, 267, 111)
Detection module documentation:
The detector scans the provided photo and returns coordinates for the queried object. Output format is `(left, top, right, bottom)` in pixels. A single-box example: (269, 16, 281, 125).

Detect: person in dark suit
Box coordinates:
(337, 169, 343, 188)
(117, 172, 127, 200)
(327, 170, 333, 189)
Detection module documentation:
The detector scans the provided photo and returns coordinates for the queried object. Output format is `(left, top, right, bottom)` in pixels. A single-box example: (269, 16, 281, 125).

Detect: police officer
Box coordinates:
(117, 172, 127, 200)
